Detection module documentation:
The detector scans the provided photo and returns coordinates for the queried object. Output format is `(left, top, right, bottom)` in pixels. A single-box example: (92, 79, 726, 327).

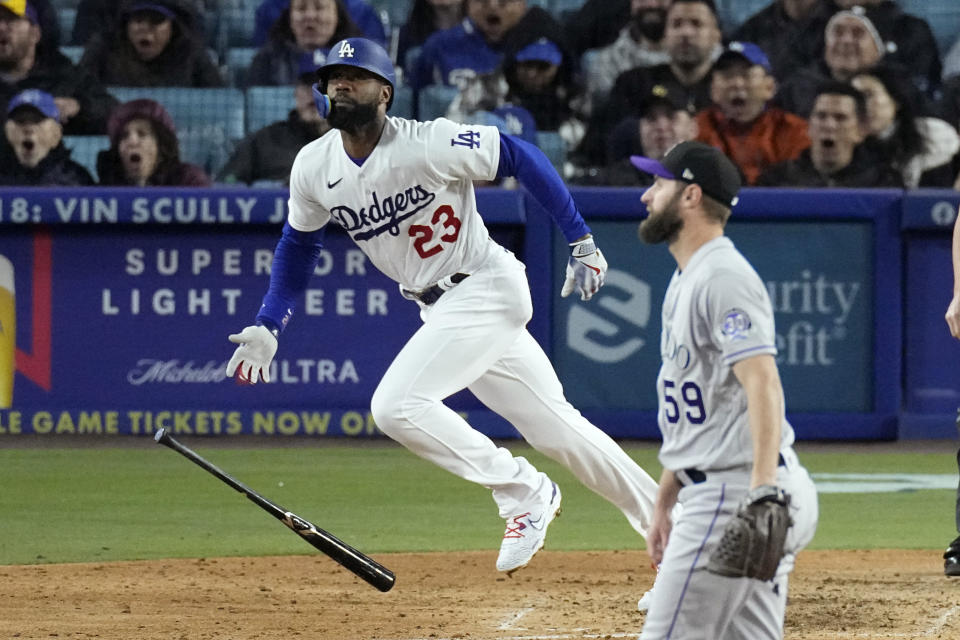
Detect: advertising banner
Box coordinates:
(553, 220, 874, 414)
(0, 187, 530, 438)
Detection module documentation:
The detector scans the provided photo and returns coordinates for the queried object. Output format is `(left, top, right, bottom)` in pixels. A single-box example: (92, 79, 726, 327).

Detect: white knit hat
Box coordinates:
(825, 5, 889, 58)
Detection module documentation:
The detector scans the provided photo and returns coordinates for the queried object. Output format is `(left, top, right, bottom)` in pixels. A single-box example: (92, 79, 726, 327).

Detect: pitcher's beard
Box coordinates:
(639, 192, 684, 244)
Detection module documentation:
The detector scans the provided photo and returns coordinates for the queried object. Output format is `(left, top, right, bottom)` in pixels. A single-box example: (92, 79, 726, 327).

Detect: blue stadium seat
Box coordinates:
(547, 0, 583, 18)
(178, 128, 234, 178)
(226, 46, 258, 87)
(418, 84, 459, 121)
(389, 84, 414, 119)
(715, 0, 770, 34)
(898, 0, 960, 54)
(107, 87, 246, 142)
(62, 135, 110, 182)
(222, 0, 259, 47)
(368, 0, 412, 30)
(59, 45, 83, 65)
(58, 7, 76, 45)
(535, 131, 566, 175)
(245, 85, 294, 134)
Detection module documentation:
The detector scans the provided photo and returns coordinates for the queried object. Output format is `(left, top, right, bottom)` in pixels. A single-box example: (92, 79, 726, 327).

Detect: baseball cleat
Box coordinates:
(637, 588, 654, 612)
(496, 482, 561, 574)
(945, 535, 960, 577)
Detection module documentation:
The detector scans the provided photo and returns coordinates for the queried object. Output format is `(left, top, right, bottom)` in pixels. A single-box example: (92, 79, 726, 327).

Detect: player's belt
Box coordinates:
(404, 273, 470, 305)
(677, 453, 787, 486)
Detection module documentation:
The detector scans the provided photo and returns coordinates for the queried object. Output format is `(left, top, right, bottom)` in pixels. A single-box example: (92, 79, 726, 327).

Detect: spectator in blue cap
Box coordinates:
(78, 0, 224, 87)
(695, 41, 810, 185)
(246, 0, 362, 87)
(0, 88, 94, 185)
(503, 36, 584, 148)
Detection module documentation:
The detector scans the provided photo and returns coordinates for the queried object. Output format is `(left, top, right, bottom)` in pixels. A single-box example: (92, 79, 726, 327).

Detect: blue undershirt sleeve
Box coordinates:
(254, 221, 326, 334)
(496, 133, 591, 243)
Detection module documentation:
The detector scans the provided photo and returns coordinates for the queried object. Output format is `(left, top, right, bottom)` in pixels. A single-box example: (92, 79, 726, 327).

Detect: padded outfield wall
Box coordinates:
(0, 187, 956, 440)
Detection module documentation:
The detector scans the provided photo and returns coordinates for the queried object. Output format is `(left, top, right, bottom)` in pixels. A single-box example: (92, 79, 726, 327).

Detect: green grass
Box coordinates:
(0, 442, 956, 564)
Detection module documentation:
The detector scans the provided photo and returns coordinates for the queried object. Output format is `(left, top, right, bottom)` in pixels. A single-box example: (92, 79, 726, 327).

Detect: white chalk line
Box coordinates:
(497, 606, 535, 630)
(380, 634, 637, 640)
(824, 604, 960, 638)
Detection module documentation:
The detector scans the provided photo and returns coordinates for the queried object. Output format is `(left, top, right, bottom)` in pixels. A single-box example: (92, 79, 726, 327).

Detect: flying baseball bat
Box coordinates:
(154, 428, 396, 592)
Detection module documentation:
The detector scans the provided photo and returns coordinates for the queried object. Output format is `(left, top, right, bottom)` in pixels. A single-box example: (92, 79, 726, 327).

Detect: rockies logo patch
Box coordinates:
(720, 308, 752, 340)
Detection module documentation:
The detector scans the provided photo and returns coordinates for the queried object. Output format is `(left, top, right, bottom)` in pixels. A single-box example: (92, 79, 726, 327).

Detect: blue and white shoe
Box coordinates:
(496, 482, 562, 574)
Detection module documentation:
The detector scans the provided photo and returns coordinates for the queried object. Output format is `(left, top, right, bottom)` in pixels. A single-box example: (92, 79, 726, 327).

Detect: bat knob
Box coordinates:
(154, 428, 166, 443)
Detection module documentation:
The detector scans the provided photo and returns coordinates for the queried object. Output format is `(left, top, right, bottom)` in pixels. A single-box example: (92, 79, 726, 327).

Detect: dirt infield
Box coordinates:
(1, 549, 957, 639)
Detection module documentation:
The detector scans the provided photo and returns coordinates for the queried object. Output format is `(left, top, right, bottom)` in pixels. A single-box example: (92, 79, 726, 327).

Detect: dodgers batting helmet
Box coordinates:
(317, 38, 396, 109)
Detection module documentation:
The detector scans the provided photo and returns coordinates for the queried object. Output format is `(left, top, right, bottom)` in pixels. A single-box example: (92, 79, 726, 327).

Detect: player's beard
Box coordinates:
(638, 190, 684, 244)
(327, 100, 379, 134)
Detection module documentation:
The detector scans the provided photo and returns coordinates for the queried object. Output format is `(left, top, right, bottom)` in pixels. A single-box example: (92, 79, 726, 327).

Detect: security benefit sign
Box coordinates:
(0, 226, 424, 436)
(553, 221, 873, 413)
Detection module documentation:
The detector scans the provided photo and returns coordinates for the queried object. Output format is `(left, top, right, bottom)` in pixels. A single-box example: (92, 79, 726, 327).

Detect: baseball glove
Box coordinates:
(706, 485, 793, 581)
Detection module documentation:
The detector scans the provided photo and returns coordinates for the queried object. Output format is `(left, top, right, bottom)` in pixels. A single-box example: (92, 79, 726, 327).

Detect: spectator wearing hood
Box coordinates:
(0, 88, 94, 185)
(96, 98, 210, 186)
(0, 0, 117, 134)
(246, 0, 361, 88)
(833, 0, 941, 99)
(252, 0, 385, 49)
(695, 42, 810, 184)
(775, 6, 884, 118)
(397, 0, 464, 76)
(217, 70, 330, 185)
(78, 0, 224, 87)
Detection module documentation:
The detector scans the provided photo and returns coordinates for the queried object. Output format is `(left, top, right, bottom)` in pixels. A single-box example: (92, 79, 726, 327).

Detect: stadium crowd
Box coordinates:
(1, 0, 960, 189)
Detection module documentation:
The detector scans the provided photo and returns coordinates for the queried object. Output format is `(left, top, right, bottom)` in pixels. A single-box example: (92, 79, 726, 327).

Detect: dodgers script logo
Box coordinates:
(330, 186, 436, 241)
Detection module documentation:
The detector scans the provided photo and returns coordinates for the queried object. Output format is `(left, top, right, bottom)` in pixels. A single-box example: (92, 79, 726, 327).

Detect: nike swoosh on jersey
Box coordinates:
(327, 178, 343, 188)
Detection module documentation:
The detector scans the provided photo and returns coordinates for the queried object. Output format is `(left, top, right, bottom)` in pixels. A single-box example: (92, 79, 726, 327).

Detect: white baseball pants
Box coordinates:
(371, 248, 658, 534)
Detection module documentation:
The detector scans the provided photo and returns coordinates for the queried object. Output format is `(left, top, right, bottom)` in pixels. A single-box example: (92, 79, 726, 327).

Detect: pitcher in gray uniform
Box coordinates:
(631, 141, 819, 639)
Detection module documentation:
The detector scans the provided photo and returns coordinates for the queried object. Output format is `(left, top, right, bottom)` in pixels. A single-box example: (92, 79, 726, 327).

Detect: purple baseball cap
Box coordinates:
(631, 141, 741, 207)
(714, 41, 772, 74)
(6, 88, 60, 123)
(125, 2, 176, 19)
(515, 38, 563, 66)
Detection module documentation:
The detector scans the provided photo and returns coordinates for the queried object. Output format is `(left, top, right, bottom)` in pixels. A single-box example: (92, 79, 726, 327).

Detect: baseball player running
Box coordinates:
(631, 141, 818, 638)
(226, 38, 659, 575)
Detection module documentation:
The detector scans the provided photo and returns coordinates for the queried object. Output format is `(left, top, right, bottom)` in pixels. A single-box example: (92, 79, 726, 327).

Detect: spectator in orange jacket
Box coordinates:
(695, 42, 809, 185)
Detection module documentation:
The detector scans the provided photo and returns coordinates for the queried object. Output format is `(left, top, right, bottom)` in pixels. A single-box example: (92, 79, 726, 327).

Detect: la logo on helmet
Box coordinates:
(338, 41, 355, 58)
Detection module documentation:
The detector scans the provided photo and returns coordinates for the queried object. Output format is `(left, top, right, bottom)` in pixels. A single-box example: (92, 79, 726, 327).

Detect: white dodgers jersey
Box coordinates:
(287, 116, 502, 290)
(655, 236, 796, 472)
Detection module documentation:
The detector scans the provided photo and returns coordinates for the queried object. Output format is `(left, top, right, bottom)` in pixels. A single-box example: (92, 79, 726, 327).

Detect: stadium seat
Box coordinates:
(535, 131, 566, 175)
(715, 0, 770, 33)
(245, 85, 294, 134)
(107, 87, 246, 142)
(178, 128, 234, 178)
(62, 135, 110, 182)
(898, 0, 960, 54)
(389, 84, 414, 119)
(59, 45, 84, 65)
(368, 0, 412, 30)
(547, 0, 583, 18)
(418, 84, 459, 121)
(226, 46, 258, 87)
(222, 0, 259, 47)
(58, 7, 76, 45)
